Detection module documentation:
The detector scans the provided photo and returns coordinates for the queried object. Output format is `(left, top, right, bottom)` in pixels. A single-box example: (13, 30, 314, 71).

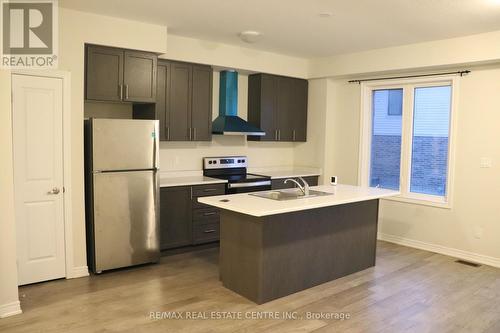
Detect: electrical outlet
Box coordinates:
(480, 157, 492, 168)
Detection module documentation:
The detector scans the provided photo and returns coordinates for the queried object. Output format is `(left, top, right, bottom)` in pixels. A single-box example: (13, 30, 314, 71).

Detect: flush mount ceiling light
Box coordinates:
(239, 31, 262, 43)
(318, 11, 333, 18)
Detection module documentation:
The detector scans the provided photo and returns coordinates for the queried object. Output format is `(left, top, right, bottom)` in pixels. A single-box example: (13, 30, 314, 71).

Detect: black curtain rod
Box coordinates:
(348, 70, 470, 84)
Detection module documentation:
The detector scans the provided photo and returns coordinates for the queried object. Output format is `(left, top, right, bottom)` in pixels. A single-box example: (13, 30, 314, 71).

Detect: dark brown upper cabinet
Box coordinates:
(85, 45, 157, 103)
(155, 61, 169, 141)
(85, 46, 123, 102)
(123, 50, 157, 103)
(155, 60, 213, 141)
(190, 65, 213, 141)
(248, 73, 308, 142)
(169, 61, 191, 141)
(291, 78, 308, 141)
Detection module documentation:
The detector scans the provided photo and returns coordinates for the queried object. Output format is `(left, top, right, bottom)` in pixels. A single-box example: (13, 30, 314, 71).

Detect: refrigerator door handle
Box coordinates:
(153, 122, 159, 170)
(153, 128, 157, 169)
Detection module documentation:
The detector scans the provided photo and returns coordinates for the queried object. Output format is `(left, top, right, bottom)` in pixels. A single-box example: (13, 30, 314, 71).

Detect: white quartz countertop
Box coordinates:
(160, 175, 227, 187)
(197, 184, 399, 217)
(248, 167, 321, 179)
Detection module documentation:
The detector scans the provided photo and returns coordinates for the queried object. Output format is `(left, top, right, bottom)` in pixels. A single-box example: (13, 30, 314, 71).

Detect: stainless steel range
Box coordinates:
(203, 156, 271, 194)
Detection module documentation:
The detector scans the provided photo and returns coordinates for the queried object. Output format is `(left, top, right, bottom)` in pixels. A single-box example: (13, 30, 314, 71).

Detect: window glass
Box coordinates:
(410, 86, 451, 196)
(370, 89, 403, 190)
(388, 89, 403, 115)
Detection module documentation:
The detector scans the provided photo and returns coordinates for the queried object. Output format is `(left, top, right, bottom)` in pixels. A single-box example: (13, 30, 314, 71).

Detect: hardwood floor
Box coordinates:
(1, 241, 500, 332)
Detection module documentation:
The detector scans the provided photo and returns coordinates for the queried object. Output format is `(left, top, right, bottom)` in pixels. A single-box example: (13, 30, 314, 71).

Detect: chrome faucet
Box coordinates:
(284, 177, 310, 196)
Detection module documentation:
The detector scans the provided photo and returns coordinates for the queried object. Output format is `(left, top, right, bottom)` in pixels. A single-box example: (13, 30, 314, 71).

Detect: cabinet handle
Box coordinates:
(278, 129, 281, 141)
(204, 229, 216, 233)
(203, 212, 216, 216)
(293, 130, 296, 141)
(119, 84, 123, 100)
(275, 129, 278, 141)
(203, 188, 218, 192)
(193, 127, 196, 141)
(188, 127, 192, 140)
(125, 84, 129, 100)
(166, 126, 170, 141)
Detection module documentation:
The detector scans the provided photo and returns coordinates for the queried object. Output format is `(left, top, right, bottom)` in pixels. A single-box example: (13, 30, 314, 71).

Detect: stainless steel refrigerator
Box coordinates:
(84, 118, 160, 273)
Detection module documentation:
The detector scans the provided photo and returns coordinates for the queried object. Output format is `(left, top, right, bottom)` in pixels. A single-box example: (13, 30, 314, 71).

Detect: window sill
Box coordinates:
(382, 195, 451, 209)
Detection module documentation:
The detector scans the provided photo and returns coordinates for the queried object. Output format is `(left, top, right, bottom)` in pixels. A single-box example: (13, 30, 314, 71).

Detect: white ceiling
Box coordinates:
(59, 0, 500, 58)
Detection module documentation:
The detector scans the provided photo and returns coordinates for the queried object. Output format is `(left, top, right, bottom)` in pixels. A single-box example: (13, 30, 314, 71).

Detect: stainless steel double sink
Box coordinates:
(250, 188, 332, 201)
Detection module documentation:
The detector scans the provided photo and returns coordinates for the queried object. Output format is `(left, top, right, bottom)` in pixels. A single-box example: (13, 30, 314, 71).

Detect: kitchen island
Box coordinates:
(198, 184, 399, 304)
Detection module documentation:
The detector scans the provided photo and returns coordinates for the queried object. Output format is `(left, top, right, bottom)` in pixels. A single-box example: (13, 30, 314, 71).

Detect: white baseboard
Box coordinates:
(0, 301, 22, 318)
(378, 233, 500, 268)
(67, 266, 89, 279)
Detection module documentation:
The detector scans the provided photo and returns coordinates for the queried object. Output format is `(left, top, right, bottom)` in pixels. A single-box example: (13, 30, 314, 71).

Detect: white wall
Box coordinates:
(1, 9, 169, 315)
(58, 7, 168, 274)
(300, 30, 500, 264)
(0, 7, 313, 294)
(378, 66, 500, 262)
(162, 34, 309, 78)
(303, 66, 500, 264)
(1, 8, 310, 315)
(293, 79, 361, 185)
(293, 79, 328, 179)
(4, 5, 500, 317)
(51, 8, 313, 278)
(310, 30, 500, 78)
(322, 80, 361, 185)
(0, 70, 22, 318)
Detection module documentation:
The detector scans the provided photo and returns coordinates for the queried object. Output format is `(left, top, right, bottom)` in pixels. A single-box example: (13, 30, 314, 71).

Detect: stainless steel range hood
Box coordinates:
(212, 71, 265, 136)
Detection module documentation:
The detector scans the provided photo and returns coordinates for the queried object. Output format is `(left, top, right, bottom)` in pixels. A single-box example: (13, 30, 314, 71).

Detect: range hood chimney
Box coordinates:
(212, 71, 265, 136)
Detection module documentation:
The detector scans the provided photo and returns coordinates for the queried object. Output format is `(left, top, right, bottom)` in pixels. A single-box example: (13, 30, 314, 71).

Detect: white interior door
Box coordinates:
(12, 74, 66, 285)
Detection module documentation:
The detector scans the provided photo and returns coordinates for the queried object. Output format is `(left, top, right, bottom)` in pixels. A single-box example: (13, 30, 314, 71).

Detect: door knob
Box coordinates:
(48, 187, 60, 195)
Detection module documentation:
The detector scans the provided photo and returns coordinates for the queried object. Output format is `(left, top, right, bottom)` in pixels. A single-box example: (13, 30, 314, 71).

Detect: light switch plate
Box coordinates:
(480, 157, 492, 168)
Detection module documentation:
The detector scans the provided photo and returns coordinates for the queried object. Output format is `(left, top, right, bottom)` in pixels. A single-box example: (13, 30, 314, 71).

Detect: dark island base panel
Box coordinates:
(219, 199, 379, 304)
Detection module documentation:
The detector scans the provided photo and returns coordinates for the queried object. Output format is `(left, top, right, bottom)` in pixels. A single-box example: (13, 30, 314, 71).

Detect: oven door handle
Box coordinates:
(227, 180, 271, 189)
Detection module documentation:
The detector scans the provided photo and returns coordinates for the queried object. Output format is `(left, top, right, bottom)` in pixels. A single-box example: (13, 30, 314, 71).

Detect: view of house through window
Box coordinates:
(370, 89, 403, 190)
(365, 81, 453, 202)
(410, 86, 451, 196)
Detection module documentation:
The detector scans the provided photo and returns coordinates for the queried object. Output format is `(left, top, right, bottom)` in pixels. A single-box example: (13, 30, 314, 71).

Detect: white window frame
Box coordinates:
(358, 76, 459, 209)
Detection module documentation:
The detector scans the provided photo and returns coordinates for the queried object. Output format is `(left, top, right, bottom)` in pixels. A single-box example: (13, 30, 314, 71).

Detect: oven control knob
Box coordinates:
(213, 160, 217, 164)
(242, 159, 245, 163)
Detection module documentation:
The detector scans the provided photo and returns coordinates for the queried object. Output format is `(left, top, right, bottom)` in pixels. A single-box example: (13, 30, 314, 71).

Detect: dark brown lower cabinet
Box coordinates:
(160, 183, 225, 250)
(271, 176, 319, 190)
(193, 220, 220, 245)
(159, 186, 192, 249)
(219, 199, 379, 304)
